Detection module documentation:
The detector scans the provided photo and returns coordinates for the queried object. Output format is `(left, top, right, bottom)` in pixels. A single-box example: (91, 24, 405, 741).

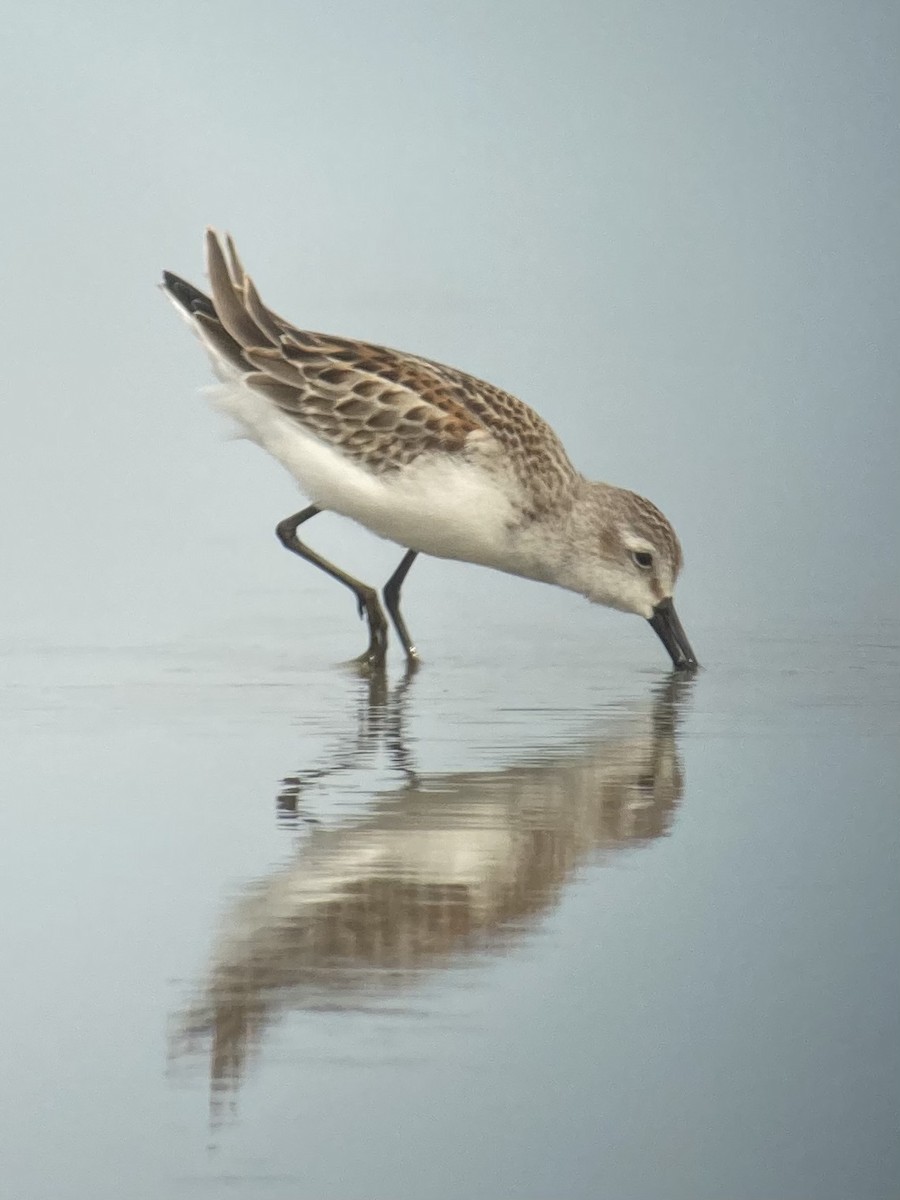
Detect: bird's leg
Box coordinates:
(275, 506, 389, 668)
(382, 550, 420, 662)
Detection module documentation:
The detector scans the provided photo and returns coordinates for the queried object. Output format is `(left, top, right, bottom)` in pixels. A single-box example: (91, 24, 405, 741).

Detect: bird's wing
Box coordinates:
(163, 231, 576, 507)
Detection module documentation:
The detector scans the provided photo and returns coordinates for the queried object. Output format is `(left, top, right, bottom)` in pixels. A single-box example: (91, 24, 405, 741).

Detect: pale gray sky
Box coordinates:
(2, 8, 899, 1198)
(2, 0, 898, 649)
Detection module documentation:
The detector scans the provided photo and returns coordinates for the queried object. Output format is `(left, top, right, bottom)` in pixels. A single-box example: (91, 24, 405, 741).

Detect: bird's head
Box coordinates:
(563, 483, 699, 671)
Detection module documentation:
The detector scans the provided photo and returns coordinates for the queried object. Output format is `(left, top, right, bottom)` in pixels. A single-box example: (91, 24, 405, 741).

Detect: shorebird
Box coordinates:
(163, 231, 698, 671)
(175, 677, 688, 1100)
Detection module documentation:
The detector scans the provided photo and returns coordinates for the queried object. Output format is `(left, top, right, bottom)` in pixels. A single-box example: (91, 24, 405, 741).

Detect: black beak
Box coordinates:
(648, 597, 699, 672)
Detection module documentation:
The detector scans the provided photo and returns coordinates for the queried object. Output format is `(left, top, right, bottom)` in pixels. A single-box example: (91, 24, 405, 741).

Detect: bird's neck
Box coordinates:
(546, 478, 623, 601)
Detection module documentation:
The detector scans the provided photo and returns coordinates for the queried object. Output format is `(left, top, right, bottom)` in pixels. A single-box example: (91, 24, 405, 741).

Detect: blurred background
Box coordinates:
(1, 5, 898, 1200)
(1, 0, 897, 653)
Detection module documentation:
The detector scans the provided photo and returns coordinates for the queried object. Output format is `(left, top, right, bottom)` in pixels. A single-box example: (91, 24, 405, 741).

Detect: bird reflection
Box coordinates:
(174, 673, 691, 1104)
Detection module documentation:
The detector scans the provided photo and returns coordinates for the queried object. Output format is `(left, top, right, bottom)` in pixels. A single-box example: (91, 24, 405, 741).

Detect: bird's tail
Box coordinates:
(161, 230, 287, 380)
(161, 269, 216, 321)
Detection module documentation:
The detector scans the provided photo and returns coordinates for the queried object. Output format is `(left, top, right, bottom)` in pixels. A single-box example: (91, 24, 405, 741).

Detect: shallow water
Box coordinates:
(1, 617, 898, 1200)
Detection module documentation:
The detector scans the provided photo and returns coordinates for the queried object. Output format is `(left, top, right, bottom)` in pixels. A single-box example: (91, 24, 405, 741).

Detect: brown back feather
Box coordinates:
(166, 231, 577, 511)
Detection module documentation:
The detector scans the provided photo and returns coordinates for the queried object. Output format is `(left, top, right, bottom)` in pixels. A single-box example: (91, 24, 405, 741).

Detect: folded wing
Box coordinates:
(163, 230, 576, 504)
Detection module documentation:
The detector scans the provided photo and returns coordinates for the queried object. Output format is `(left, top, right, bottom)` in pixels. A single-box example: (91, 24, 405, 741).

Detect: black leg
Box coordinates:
(383, 550, 419, 662)
(275, 506, 388, 668)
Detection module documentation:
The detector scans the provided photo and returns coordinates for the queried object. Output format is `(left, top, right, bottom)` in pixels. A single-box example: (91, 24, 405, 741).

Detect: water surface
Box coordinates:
(1, 620, 897, 1199)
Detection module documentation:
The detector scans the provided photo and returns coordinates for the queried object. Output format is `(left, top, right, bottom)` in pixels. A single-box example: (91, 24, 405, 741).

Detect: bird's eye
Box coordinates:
(632, 550, 653, 570)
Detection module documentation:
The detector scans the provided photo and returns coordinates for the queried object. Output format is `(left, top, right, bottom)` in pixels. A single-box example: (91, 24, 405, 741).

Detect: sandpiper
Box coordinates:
(163, 231, 698, 671)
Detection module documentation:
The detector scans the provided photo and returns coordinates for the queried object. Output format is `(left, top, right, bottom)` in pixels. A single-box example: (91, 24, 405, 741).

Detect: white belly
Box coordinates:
(209, 380, 531, 572)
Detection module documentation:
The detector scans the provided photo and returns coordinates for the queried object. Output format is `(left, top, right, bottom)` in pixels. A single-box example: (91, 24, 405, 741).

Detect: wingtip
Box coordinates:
(205, 226, 234, 286)
(204, 227, 220, 266)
